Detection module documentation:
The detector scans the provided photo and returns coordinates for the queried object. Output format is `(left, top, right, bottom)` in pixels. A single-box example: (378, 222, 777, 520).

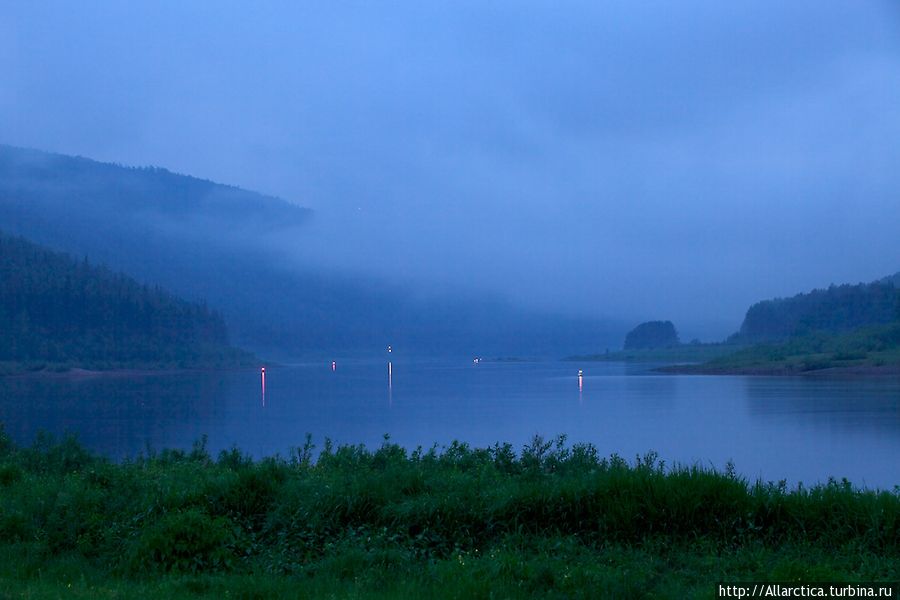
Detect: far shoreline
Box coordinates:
(656, 362, 900, 377)
(1, 363, 267, 380)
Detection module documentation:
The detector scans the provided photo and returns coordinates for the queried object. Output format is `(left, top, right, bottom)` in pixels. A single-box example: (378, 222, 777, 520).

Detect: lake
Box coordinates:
(1, 358, 898, 489)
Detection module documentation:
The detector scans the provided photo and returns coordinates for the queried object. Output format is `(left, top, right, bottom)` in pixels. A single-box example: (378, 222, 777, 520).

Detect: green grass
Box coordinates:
(574, 324, 900, 374)
(689, 323, 900, 374)
(0, 429, 897, 598)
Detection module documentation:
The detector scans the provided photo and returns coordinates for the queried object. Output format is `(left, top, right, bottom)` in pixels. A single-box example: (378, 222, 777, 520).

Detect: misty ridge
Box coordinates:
(4, 1, 900, 347)
(0, 144, 626, 358)
(0, 145, 310, 245)
(3, 144, 899, 363)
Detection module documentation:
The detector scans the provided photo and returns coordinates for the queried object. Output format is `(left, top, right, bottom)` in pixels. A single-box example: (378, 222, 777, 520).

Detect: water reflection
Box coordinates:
(735, 375, 900, 488)
(0, 371, 229, 458)
(261, 367, 266, 408)
(577, 370, 583, 404)
(743, 376, 900, 436)
(0, 362, 898, 488)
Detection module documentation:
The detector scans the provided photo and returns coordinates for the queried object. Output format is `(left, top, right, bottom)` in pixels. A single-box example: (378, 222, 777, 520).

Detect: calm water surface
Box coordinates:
(1, 359, 898, 489)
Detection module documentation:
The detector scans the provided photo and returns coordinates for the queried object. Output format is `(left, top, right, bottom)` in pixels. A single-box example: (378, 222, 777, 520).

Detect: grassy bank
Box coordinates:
(570, 325, 900, 376)
(666, 323, 900, 375)
(0, 430, 897, 598)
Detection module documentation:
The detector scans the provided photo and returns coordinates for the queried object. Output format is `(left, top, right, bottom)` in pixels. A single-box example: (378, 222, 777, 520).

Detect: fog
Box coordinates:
(3, 1, 900, 340)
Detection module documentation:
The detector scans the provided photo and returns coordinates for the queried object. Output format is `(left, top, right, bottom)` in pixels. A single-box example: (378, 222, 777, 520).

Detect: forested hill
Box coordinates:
(880, 272, 900, 287)
(0, 145, 625, 357)
(0, 144, 310, 234)
(731, 275, 900, 344)
(0, 232, 253, 369)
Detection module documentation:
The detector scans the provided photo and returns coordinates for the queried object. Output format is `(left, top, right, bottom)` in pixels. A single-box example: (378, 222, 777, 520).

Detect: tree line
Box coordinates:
(732, 279, 900, 343)
(0, 231, 247, 365)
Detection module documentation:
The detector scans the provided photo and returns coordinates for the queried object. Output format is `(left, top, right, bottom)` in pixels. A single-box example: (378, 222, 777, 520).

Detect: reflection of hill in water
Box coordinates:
(0, 372, 233, 458)
(743, 376, 900, 437)
(621, 373, 678, 408)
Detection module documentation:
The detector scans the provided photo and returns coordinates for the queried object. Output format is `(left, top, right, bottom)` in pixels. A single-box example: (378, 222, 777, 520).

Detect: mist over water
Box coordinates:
(3, 2, 900, 340)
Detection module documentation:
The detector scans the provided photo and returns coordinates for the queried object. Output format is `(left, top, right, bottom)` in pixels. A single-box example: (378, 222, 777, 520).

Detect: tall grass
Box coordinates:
(0, 427, 897, 597)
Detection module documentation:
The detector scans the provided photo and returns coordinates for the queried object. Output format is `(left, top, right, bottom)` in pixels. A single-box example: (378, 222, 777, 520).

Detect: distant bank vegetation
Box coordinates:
(0, 232, 254, 372)
(730, 277, 900, 344)
(708, 274, 900, 372)
(689, 322, 900, 375)
(577, 272, 900, 371)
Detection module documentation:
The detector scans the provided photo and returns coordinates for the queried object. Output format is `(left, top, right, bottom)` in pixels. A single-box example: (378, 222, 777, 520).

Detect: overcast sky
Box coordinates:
(2, 1, 900, 339)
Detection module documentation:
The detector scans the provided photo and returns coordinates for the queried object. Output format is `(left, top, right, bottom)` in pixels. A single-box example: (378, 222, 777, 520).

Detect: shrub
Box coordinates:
(0, 462, 23, 486)
(126, 508, 236, 574)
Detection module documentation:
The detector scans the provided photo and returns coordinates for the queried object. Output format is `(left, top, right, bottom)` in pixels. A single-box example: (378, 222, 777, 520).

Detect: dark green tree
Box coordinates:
(0, 231, 250, 367)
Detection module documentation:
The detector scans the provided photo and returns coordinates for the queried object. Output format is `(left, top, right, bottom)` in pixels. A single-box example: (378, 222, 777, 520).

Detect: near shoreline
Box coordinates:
(0, 433, 896, 597)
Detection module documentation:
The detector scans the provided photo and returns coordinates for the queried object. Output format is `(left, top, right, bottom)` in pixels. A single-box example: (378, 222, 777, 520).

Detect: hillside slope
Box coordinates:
(0, 232, 252, 369)
(0, 145, 624, 357)
(0, 144, 310, 235)
(731, 277, 900, 344)
(659, 273, 900, 375)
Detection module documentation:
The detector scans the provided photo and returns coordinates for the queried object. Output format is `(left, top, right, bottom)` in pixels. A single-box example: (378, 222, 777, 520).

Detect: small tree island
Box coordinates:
(623, 320, 680, 350)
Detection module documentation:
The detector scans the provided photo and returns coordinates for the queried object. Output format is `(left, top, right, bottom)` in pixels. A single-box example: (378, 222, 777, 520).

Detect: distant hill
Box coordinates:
(0, 144, 310, 235)
(0, 145, 624, 357)
(879, 272, 900, 287)
(729, 275, 900, 344)
(0, 232, 252, 369)
(623, 320, 680, 350)
(653, 272, 900, 375)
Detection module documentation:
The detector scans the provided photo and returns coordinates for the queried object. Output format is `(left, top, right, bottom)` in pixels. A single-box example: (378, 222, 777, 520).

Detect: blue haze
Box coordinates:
(1, 1, 900, 339)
